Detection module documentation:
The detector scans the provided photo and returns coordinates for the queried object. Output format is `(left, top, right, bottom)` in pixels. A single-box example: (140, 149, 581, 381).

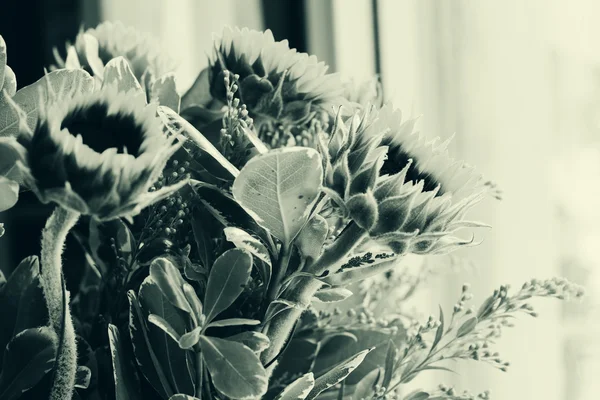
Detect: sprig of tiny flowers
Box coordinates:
(368, 385, 491, 400)
(218, 70, 256, 166)
(384, 278, 585, 395)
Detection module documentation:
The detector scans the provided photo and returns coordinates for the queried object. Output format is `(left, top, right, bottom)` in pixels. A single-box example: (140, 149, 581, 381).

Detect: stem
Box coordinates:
(267, 243, 292, 303)
(41, 207, 80, 400)
(260, 222, 367, 364)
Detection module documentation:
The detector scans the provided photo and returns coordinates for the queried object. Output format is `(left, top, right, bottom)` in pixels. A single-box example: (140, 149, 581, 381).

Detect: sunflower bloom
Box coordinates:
(208, 27, 347, 148)
(53, 21, 176, 83)
(322, 105, 498, 255)
(1, 86, 185, 221)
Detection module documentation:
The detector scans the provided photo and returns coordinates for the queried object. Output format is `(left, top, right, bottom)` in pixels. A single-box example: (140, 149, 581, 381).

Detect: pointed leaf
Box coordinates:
(198, 335, 268, 399)
(108, 324, 141, 400)
(169, 395, 201, 400)
(295, 215, 328, 261)
(2, 66, 16, 97)
(0, 326, 58, 400)
(103, 56, 142, 93)
(204, 248, 252, 323)
(226, 332, 270, 353)
(224, 226, 272, 286)
(206, 318, 260, 329)
(307, 348, 373, 400)
(274, 372, 315, 400)
(150, 258, 192, 313)
(151, 73, 180, 112)
(405, 391, 430, 400)
(313, 287, 353, 303)
(456, 317, 478, 338)
(232, 147, 323, 246)
(148, 314, 182, 343)
(0, 35, 6, 91)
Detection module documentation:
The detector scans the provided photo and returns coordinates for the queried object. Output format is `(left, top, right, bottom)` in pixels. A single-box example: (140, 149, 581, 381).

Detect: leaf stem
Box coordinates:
(41, 207, 80, 400)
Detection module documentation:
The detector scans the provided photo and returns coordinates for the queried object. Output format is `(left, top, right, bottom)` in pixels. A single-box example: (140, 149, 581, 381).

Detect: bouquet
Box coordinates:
(0, 22, 584, 400)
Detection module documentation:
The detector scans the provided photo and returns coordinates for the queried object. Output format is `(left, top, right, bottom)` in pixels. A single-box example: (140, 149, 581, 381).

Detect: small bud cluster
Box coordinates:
(219, 70, 256, 166)
(433, 385, 491, 400)
(141, 158, 192, 247)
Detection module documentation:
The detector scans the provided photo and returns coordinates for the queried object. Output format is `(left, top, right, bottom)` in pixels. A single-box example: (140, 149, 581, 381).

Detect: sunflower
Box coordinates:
(53, 21, 176, 83)
(207, 27, 347, 148)
(0, 86, 185, 221)
(322, 104, 498, 255)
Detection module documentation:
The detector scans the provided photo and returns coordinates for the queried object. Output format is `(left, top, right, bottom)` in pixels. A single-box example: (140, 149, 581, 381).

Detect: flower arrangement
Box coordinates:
(0, 23, 584, 400)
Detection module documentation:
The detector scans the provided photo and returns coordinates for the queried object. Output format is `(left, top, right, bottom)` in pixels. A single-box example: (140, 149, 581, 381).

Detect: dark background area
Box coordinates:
(0, 0, 309, 275)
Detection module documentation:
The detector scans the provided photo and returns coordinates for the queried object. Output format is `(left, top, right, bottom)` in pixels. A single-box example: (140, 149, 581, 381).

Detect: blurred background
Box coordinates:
(1, 0, 599, 398)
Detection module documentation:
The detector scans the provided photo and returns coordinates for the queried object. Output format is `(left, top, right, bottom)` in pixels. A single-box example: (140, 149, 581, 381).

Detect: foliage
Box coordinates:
(0, 22, 585, 400)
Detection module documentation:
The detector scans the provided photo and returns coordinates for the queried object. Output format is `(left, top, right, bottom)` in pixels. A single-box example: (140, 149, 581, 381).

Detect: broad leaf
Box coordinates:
(169, 395, 201, 400)
(108, 324, 141, 400)
(307, 349, 372, 400)
(198, 335, 268, 399)
(0, 69, 94, 138)
(224, 226, 272, 287)
(274, 372, 315, 400)
(232, 147, 323, 246)
(312, 288, 353, 303)
(150, 258, 192, 313)
(203, 248, 252, 323)
(181, 67, 211, 110)
(0, 326, 58, 400)
(102, 56, 142, 93)
(226, 332, 270, 353)
(178, 327, 202, 350)
(0, 35, 6, 91)
(0, 176, 18, 212)
(2, 66, 16, 97)
(0, 256, 40, 357)
(151, 73, 180, 112)
(148, 314, 182, 343)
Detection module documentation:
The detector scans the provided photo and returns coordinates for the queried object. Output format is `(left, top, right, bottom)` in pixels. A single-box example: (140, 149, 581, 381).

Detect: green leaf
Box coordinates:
(158, 106, 239, 181)
(0, 171, 17, 212)
(108, 324, 141, 400)
(74, 365, 91, 389)
(206, 318, 260, 329)
(128, 291, 174, 399)
(198, 335, 268, 399)
(178, 327, 202, 350)
(295, 215, 328, 261)
(0, 35, 7, 91)
(0, 326, 58, 400)
(203, 248, 252, 323)
(232, 147, 323, 246)
(224, 226, 272, 287)
(352, 368, 381, 400)
(274, 372, 315, 400)
(2, 66, 16, 97)
(322, 256, 399, 286)
(0, 69, 94, 138)
(382, 341, 396, 389)
(169, 395, 201, 400)
(148, 314, 182, 343)
(182, 283, 203, 325)
(404, 391, 430, 400)
(313, 287, 353, 303)
(102, 56, 142, 93)
(431, 306, 444, 352)
(0, 256, 41, 358)
(226, 332, 270, 353)
(307, 348, 373, 400)
(150, 258, 192, 313)
(151, 73, 180, 112)
(456, 317, 478, 338)
(181, 67, 211, 110)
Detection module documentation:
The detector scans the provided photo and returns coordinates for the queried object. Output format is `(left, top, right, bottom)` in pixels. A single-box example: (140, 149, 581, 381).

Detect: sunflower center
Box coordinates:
(380, 139, 443, 195)
(61, 102, 146, 157)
